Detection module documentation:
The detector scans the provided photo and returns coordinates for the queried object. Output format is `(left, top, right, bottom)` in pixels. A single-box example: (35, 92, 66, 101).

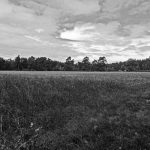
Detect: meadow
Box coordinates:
(0, 71, 150, 150)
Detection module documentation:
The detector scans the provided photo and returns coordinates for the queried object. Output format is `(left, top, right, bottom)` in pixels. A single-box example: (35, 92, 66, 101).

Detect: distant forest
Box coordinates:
(0, 55, 150, 71)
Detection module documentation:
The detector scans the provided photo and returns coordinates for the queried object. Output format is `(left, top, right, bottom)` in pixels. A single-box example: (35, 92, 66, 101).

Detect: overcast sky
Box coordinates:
(0, 0, 150, 62)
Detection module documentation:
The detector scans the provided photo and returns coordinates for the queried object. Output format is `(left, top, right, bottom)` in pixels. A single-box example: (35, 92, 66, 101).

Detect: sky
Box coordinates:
(0, 0, 150, 62)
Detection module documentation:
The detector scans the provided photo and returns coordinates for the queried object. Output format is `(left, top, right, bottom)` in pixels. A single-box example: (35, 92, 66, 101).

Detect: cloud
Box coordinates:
(59, 16, 150, 62)
(60, 24, 95, 41)
(24, 35, 42, 43)
(60, 21, 121, 42)
(45, 0, 100, 15)
(24, 35, 55, 46)
(35, 28, 45, 33)
(0, 0, 12, 17)
(1, 0, 150, 62)
(129, 1, 150, 15)
(99, 0, 141, 13)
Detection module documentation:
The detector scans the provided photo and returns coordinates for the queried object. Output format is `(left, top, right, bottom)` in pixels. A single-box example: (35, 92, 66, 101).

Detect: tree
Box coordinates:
(82, 56, 90, 64)
(98, 57, 107, 64)
(92, 59, 98, 71)
(28, 56, 36, 70)
(35, 57, 48, 71)
(1, 55, 150, 71)
(64, 57, 74, 71)
(81, 56, 91, 71)
(92, 57, 107, 71)
(45, 58, 53, 71)
(21, 58, 28, 70)
(0, 58, 5, 70)
(97, 56, 107, 71)
(15, 55, 21, 70)
(125, 59, 139, 71)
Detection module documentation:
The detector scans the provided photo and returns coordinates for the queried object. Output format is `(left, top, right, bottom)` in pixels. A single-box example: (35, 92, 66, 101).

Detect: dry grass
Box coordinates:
(0, 72, 150, 150)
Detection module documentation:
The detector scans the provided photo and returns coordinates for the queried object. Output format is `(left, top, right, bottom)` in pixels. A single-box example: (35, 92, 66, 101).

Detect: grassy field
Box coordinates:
(0, 71, 150, 150)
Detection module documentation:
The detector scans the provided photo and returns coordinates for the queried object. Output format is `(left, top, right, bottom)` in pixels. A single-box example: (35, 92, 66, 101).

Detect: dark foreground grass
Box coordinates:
(0, 72, 150, 150)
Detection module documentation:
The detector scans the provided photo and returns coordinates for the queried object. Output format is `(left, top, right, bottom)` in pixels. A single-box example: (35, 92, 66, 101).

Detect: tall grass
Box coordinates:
(0, 73, 150, 150)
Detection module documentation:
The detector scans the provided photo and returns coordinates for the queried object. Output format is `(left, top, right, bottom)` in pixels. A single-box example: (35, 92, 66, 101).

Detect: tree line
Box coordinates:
(0, 55, 150, 71)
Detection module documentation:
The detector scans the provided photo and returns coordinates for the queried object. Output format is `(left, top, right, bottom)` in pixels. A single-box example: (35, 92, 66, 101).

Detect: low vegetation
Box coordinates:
(0, 72, 150, 150)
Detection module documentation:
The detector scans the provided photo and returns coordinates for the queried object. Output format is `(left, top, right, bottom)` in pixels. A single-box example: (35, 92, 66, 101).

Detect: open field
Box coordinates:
(0, 71, 150, 150)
